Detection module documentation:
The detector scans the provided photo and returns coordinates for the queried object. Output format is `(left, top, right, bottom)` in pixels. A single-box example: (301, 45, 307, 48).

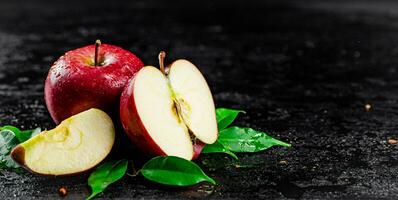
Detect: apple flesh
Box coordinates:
(11, 108, 115, 176)
(45, 42, 144, 124)
(120, 56, 218, 160)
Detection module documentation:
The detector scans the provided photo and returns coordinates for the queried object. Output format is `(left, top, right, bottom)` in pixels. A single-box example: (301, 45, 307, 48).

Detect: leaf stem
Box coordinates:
(86, 191, 100, 200)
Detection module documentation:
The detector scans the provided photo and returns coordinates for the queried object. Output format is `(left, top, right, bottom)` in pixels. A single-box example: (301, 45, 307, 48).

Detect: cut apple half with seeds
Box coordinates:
(11, 108, 115, 176)
(120, 52, 218, 160)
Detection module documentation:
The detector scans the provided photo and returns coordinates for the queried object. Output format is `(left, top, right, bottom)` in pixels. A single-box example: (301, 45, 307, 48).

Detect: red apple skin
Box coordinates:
(192, 141, 206, 160)
(120, 77, 206, 160)
(45, 44, 144, 124)
(119, 78, 168, 157)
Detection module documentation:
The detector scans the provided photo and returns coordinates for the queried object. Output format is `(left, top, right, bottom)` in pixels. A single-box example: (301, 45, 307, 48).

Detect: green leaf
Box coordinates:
(1, 126, 22, 142)
(201, 141, 238, 159)
(87, 159, 128, 200)
(20, 127, 41, 142)
(0, 126, 41, 143)
(0, 130, 21, 169)
(216, 108, 245, 131)
(140, 156, 216, 186)
(0, 126, 20, 133)
(0, 125, 41, 170)
(218, 126, 291, 153)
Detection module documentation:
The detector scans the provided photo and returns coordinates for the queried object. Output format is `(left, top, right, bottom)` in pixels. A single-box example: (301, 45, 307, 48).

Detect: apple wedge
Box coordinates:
(120, 52, 218, 160)
(11, 108, 115, 176)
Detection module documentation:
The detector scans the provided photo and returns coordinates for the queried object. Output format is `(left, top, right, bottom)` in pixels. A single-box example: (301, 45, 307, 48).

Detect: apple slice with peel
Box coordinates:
(120, 52, 218, 160)
(11, 108, 115, 176)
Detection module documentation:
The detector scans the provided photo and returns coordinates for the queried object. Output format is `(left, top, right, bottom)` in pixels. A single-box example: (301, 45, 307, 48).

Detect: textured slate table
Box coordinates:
(2, 0, 398, 199)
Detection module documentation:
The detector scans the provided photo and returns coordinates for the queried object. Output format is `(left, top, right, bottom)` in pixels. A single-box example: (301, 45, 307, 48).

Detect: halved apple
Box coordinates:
(120, 52, 218, 160)
(11, 108, 115, 176)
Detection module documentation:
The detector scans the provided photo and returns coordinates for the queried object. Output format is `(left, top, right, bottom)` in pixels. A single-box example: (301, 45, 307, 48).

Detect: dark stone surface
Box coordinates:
(1, 0, 398, 199)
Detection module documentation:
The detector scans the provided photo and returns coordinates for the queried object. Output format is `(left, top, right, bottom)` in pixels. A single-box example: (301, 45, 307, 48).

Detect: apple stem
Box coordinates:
(158, 51, 166, 74)
(94, 39, 101, 66)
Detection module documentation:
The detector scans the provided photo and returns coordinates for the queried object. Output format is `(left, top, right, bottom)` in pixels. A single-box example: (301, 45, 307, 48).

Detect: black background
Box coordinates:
(1, 0, 398, 199)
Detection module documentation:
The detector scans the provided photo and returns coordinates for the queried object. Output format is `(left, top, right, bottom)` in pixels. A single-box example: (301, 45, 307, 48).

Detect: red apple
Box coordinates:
(45, 40, 144, 124)
(120, 52, 218, 160)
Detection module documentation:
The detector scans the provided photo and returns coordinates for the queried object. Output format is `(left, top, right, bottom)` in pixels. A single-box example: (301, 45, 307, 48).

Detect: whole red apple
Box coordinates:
(45, 41, 144, 124)
(120, 52, 218, 160)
